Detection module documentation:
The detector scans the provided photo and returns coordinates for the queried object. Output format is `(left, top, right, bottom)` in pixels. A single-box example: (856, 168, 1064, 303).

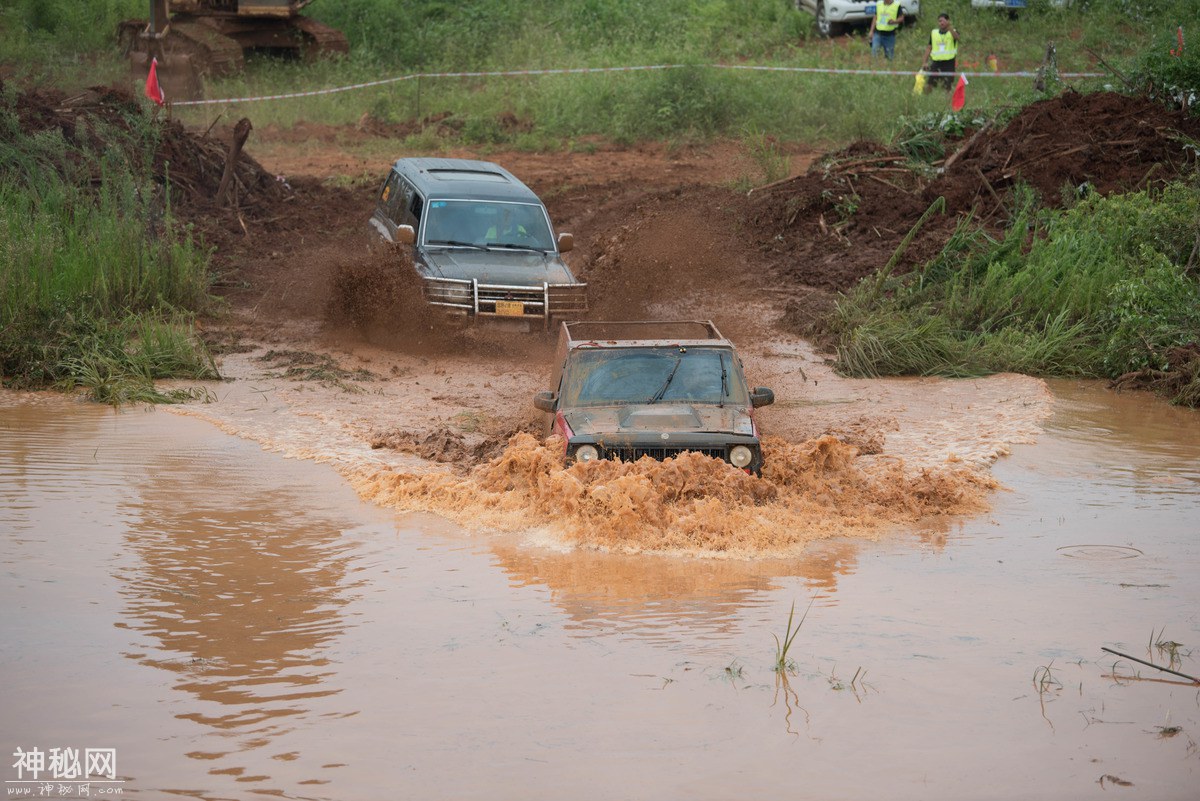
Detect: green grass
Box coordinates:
(1032, 661, 1062, 694)
(0, 85, 218, 403)
(826, 180, 1200, 403)
(773, 596, 815, 673)
(2, 1, 1190, 147)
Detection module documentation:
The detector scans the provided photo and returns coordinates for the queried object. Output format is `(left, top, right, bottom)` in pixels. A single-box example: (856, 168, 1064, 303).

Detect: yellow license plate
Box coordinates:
(495, 300, 525, 317)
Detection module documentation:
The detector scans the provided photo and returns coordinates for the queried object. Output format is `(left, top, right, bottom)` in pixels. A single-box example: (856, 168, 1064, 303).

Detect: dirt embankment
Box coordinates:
(738, 90, 1200, 302)
(24, 83, 1194, 345)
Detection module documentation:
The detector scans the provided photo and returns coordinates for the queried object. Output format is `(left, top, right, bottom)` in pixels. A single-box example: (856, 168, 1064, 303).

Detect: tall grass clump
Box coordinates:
(1126, 14, 1200, 112)
(827, 180, 1200, 404)
(773, 597, 815, 673)
(0, 0, 141, 83)
(0, 89, 217, 403)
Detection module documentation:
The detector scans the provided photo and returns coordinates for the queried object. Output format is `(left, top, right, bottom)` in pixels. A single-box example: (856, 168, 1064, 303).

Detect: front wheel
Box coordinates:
(816, 1, 844, 38)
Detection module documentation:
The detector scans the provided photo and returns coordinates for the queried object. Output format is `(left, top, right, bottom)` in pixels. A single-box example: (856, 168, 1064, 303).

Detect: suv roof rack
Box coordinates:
(562, 320, 726, 346)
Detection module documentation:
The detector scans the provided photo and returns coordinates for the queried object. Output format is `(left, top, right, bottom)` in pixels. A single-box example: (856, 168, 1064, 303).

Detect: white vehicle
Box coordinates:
(796, 0, 920, 38)
(970, 0, 1071, 18)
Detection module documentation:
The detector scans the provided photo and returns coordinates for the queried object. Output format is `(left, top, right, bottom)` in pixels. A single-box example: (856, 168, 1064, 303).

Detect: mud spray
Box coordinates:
(352, 433, 996, 557)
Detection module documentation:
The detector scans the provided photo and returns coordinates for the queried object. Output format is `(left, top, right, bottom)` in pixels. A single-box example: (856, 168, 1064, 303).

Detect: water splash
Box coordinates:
(353, 434, 996, 557)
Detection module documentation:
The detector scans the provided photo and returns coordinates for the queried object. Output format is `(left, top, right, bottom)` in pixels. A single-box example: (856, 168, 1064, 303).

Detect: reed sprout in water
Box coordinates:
(774, 596, 816, 673)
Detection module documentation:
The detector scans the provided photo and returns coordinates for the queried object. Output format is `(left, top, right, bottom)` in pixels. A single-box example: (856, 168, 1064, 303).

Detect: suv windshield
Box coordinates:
(561, 348, 748, 407)
(422, 200, 555, 251)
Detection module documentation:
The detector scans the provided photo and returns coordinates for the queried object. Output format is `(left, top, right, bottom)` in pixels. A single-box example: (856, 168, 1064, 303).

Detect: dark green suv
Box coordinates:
(370, 157, 588, 330)
(533, 321, 776, 474)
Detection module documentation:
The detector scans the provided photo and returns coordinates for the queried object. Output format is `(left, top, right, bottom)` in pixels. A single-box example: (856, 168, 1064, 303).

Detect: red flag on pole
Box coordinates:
(950, 73, 968, 112)
(145, 57, 165, 106)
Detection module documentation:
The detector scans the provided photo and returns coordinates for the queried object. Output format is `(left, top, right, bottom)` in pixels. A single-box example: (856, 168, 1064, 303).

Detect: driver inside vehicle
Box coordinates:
(485, 209, 531, 244)
(426, 203, 479, 245)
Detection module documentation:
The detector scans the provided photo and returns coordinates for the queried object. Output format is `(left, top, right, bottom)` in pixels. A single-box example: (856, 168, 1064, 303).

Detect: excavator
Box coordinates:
(120, 1, 348, 97)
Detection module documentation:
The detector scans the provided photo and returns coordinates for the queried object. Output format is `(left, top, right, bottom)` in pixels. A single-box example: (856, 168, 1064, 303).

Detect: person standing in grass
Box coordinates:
(868, 0, 906, 60)
(923, 12, 960, 91)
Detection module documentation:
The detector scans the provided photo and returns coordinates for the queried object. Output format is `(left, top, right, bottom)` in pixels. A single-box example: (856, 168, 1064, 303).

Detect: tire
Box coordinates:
(816, 1, 844, 38)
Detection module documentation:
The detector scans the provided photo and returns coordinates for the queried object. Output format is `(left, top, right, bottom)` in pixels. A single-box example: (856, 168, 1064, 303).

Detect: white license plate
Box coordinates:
(495, 300, 525, 317)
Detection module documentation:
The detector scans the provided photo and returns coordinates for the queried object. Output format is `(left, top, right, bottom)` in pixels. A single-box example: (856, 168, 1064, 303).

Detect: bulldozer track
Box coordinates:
(162, 18, 245, 77)
(291, 15, 349, 58)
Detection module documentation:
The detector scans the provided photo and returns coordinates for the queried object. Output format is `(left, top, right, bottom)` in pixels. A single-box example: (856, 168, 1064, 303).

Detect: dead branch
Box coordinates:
(975, 167, 1004, 208)
(1100, 647, 1200, 684)
(868, 174, 913, 194)
(941, 120, 994, 172)
(214, 117, 252, 207)
(747, 172, 801, 196)
(1083, 46, 1136, 91)
(828, 155, 908, 172)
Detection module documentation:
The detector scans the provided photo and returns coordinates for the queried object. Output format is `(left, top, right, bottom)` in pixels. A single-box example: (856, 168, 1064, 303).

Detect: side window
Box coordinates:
(410, 191, 424, 223)
(394, 179, 413, 223)
(400, 181, 415, 220)
(380, 171, 403, 221)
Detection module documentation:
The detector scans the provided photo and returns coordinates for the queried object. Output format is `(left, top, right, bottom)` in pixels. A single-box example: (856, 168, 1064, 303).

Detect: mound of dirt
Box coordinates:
(738, 141, 946, 293)
(6, 82, 356, 314)
(927, 90, 1200, 212)
(10, 84, 287, 216)
(725, 90, 1200, 305)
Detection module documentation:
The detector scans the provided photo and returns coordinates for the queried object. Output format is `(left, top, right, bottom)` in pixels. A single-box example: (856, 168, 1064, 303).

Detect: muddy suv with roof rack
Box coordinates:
(533, 321, 775, 474)
(370, 157, 588, 330)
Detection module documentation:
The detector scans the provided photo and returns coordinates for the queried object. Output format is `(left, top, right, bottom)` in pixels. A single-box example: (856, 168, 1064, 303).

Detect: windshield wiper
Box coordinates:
(489, 242, 549, 253)
(649, 357, 682, 404)
(719, 355, 728, 408)
(426, 239, 487, 250)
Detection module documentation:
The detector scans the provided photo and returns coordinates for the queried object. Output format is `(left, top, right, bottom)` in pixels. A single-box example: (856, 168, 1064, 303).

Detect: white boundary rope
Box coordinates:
(172, 63, 1106, 107)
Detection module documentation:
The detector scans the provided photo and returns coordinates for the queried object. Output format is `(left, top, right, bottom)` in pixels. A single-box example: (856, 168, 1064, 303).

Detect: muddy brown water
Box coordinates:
(2, 381, 1198, 800)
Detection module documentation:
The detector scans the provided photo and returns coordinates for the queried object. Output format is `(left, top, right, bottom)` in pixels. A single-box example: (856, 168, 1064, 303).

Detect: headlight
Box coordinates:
(574, 444, 600, 463)
(729, 445, 753, 469)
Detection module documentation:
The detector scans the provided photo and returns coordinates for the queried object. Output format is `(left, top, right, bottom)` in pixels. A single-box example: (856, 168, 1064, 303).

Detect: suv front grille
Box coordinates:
(422, 278, 588, 322)
(476, 285, 546, 310)
(604, 446, 729, 463)
(545, 283, 589, 315)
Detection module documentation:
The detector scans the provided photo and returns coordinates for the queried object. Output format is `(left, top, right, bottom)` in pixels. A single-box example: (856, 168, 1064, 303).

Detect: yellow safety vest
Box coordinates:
(930, 29, 957, 61)
(875, 2, 902, 32)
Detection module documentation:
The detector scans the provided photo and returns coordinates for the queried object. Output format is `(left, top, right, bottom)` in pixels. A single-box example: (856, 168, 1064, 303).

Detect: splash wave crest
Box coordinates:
(353, 433, 997, 556)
